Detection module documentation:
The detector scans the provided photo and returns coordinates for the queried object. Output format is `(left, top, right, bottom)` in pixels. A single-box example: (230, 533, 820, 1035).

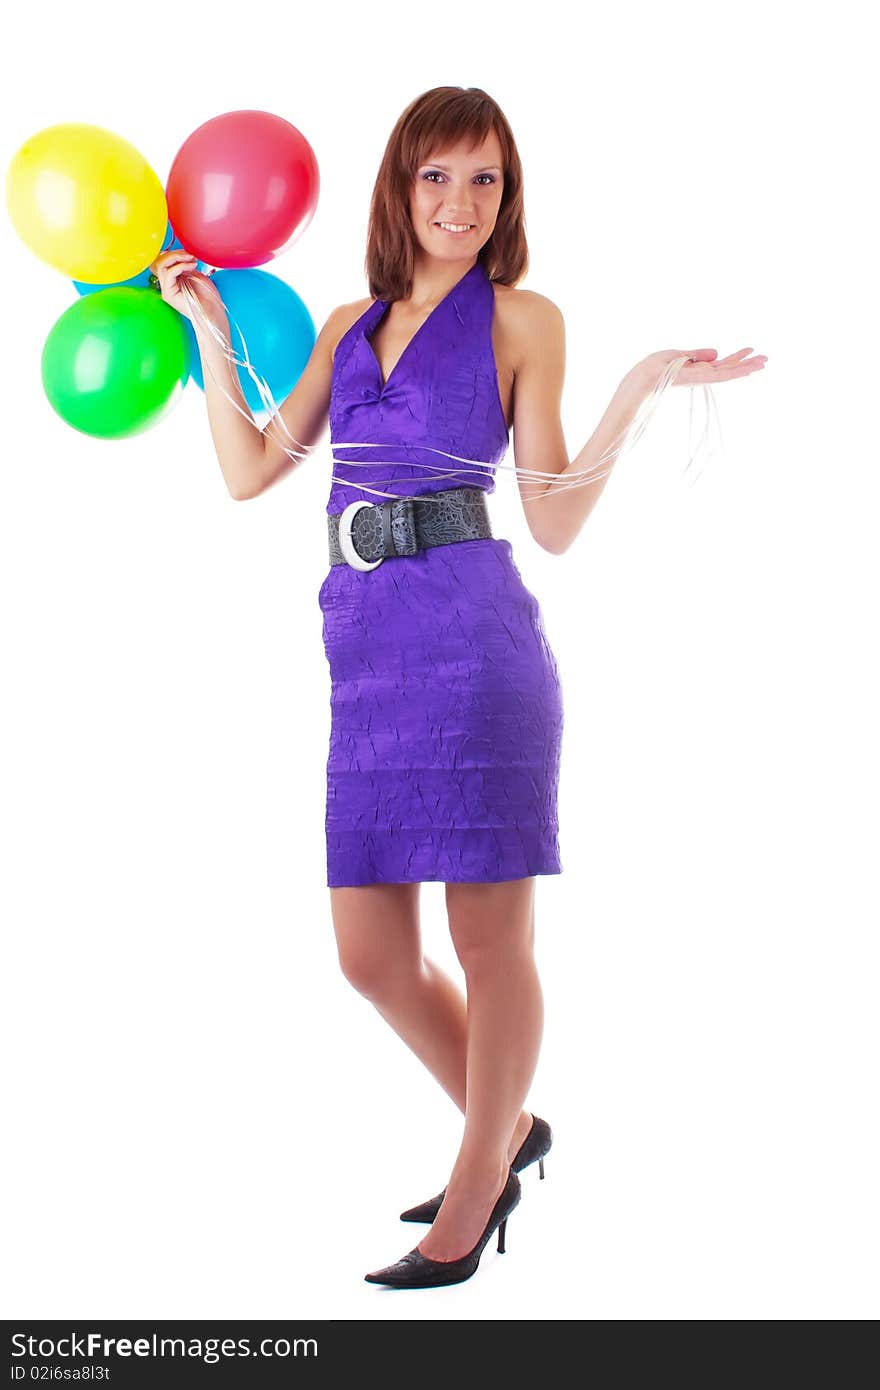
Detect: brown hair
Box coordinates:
(364, 86, 528, 301)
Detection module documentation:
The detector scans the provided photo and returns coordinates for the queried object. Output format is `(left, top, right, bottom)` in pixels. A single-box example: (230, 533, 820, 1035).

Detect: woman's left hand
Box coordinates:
(638, 346, 768, 392)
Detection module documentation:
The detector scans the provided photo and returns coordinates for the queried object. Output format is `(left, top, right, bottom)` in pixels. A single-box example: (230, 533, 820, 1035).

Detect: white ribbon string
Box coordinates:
(179, 276, 721, 502)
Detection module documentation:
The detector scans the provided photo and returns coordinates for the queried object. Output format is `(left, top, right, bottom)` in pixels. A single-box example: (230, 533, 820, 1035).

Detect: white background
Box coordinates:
(2, 0, 877, 1321)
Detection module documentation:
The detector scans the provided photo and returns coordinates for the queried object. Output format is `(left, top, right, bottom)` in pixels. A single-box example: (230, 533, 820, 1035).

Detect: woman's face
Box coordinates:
(409, 130, 505, 264)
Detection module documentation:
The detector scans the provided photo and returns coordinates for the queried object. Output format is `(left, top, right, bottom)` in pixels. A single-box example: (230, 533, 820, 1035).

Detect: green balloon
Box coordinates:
(41, 286, 190, 439)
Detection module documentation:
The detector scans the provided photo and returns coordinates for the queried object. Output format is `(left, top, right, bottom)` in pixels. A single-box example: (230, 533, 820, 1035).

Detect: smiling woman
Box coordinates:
(303, 88, 569, 1290)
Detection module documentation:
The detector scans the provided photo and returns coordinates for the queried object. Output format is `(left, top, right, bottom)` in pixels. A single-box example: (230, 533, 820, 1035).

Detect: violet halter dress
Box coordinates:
(319, 258, 564, 887)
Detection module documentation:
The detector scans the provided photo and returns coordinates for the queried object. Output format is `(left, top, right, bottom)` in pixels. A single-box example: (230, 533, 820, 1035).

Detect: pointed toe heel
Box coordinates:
(367, 1168, 520, 1289)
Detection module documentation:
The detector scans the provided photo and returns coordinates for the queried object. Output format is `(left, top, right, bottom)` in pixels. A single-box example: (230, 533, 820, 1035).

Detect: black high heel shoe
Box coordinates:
(365, 1168, 521, 1288)
(399, 1113, 552, 1224)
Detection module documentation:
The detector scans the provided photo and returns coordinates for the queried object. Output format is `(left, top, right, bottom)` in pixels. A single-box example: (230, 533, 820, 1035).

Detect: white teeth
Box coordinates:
(437, 222, 473, 232)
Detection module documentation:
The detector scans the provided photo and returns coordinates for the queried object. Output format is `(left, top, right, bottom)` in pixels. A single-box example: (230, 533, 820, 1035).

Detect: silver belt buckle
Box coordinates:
(338, 500, 384, 572)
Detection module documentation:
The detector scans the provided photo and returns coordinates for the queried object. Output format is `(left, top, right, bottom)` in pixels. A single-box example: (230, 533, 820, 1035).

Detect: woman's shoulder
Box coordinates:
(327, 294, 376, 364)
(492, 280, 564, 326)
(491, 281, 564, 376)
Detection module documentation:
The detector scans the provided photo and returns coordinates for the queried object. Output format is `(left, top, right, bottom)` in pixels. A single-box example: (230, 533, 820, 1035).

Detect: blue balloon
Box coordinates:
(185, 268, 316, 417)
(72, 224, 209, 296)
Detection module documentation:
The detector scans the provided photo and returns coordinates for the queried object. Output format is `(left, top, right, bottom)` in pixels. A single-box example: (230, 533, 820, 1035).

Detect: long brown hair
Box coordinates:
(364, 87, 528, 301)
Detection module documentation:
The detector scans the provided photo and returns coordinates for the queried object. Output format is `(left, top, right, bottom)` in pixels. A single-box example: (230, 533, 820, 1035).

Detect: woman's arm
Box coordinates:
(511, 297, 765, 555)
(235, 299, 377, 501)
(229, 306, 353, 502)
(194, 313, 268, 501)
(509, 294, 652, 555)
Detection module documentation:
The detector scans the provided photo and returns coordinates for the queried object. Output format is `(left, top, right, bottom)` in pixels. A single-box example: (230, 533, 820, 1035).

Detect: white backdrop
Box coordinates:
(2, 0, 876, 1321)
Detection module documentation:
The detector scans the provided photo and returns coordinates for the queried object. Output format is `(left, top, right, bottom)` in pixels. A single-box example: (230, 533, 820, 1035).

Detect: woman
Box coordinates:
(152, 86, 765, 1290)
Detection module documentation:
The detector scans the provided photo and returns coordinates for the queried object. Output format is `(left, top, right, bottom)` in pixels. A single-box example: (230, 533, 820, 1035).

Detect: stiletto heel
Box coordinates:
(366, 1168, 521, 1288)
(400, 1114, 553, 1224)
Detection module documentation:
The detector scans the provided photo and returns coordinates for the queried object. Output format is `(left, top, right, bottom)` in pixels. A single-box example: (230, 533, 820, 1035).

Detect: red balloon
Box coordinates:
(166, 110, 319, 268)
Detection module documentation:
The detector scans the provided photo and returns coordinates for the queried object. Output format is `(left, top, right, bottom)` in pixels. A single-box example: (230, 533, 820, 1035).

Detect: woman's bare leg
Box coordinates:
(416, 876, 543, 1262)
(330, 883, 534, 1166)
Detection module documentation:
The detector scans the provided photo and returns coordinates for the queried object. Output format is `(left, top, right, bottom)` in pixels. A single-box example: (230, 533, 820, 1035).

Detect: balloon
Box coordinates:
(185, 268, 315, 415)
(73, 224, 209, 295)
(41, 287, 190, 439)
(6, 123, 167, 283)
(166, 110, 319, 268)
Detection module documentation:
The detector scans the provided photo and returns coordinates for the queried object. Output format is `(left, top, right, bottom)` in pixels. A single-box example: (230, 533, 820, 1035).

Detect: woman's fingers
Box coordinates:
(690, 348, 768, 369)
(719, 347, 759, 362)
(686, 358, 766, 382)
(715, 349, 767, 367)
(151, 251, 197, 275)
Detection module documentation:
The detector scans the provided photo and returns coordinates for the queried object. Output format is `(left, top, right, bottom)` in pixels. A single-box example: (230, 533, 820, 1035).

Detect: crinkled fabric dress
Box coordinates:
(319, 258, 564, 886)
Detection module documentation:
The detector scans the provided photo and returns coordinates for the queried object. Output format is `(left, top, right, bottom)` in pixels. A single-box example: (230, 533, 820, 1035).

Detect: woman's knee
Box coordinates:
(446, 878, 536, 976)
(330, 883, 422, 999)
(337, 937, 408, 998)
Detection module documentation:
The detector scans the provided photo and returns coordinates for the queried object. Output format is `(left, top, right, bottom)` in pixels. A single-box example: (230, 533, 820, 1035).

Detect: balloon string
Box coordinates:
(178, 277, 721, 503)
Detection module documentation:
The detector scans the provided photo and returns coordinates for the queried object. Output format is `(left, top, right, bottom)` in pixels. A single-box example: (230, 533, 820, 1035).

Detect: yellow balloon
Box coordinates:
(6, 123, 168, 284)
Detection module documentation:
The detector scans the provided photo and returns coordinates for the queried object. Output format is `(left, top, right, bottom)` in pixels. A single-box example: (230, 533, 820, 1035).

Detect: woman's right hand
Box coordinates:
(149, 250, 228, 334)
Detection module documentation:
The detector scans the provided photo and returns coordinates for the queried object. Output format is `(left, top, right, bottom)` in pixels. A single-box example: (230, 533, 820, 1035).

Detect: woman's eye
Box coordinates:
(422, 171, 496, 185)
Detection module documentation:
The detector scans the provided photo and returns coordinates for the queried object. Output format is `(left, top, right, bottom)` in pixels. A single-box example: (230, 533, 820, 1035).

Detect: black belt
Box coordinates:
(327, 487, 493, 570)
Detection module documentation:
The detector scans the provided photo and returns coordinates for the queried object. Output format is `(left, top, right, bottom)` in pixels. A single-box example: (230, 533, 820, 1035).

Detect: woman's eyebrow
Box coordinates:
(422, 162, 502, 173)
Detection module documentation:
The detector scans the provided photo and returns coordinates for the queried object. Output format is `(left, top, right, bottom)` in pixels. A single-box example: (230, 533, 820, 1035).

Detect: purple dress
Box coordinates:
(319, 258, 564, 886)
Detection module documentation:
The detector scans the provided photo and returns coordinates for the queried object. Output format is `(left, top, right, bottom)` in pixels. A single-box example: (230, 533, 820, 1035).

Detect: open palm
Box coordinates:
(652, 346, 768, 387)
